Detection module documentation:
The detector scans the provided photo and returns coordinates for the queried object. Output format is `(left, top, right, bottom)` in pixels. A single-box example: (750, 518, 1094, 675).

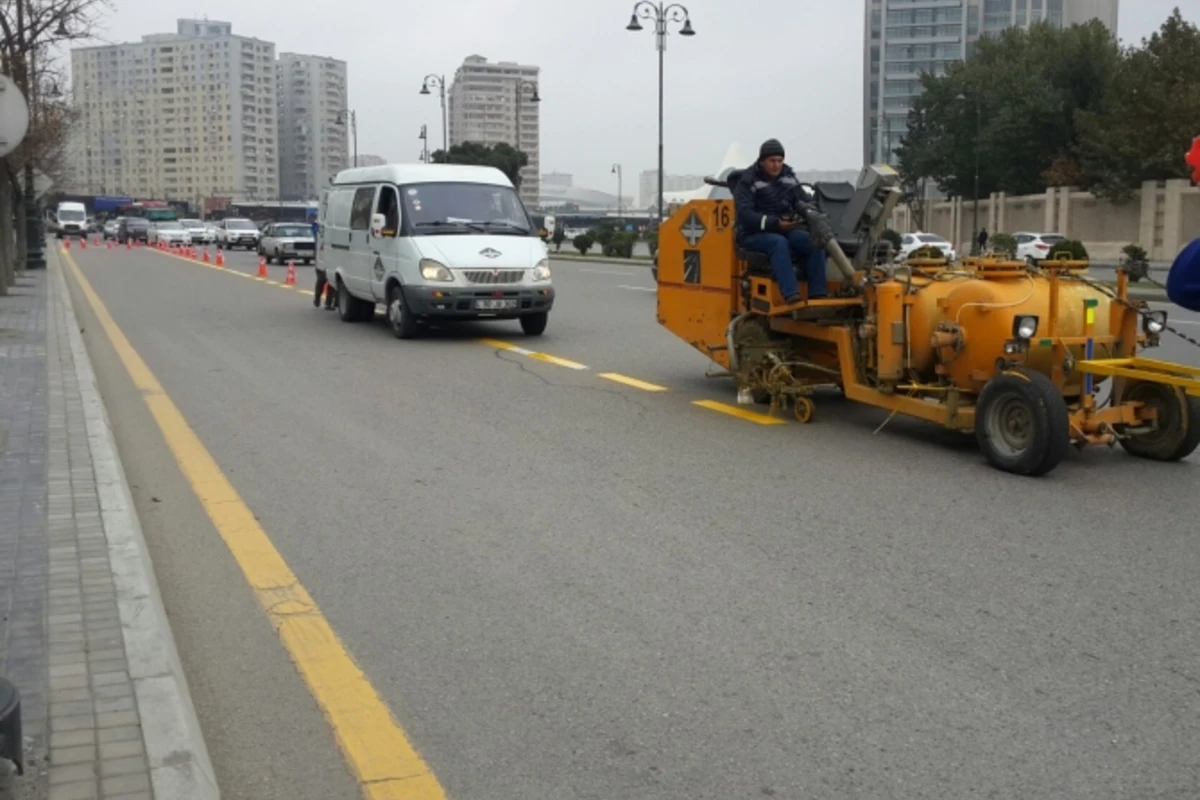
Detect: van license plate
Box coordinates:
(475, 299, 518, 310)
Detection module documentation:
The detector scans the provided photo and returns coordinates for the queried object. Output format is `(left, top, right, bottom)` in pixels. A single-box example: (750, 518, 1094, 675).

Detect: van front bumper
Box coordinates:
(403, 285, 555, 317)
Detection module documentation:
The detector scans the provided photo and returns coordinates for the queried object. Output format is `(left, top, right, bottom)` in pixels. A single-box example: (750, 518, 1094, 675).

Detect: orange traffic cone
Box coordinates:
(80, 237, 87, 249)
(125, 238, 132, 249)
(215, 248, 225, 267)
(63, 238, 71, 250)
(257, 257, 268, 279)
(106, 239, 113, 250)
(202, 247, 210, 263)
(285, 261, 296, 285)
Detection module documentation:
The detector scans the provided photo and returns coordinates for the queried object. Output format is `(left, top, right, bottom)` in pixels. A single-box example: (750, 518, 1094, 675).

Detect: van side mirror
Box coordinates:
(371, 213, 385, 237)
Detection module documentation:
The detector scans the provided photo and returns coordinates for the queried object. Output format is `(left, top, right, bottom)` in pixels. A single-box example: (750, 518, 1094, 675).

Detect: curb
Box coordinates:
(51, 248, 221, 800)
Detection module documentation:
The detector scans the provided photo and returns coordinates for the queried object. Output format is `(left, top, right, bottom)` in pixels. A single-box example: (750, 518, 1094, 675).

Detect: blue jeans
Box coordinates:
(742, 230, 829, 300)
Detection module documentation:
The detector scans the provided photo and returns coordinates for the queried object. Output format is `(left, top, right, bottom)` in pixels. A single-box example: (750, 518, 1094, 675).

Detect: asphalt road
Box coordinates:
(64, 242, 1199, 799)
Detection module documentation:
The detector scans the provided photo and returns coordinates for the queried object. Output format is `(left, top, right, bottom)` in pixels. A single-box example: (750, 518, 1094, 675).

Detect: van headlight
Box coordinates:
(419, 259, 453, 282)
(531, 259, 551, 282)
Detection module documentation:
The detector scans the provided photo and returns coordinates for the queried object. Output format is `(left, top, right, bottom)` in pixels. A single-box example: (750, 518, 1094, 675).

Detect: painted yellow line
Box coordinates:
(597, 373, 668, 392)
(528, 352, 588, 370)
(61, 249, 447, 799)
(692, 399, 786, 425)
(478, 338, 588, 370)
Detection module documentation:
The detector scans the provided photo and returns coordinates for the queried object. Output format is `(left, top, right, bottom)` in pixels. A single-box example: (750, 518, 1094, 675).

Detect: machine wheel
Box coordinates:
(793, 396, 815, 424)
(1118, 382, 1200, 462)
(520, 312, 548, 336)
(386, 284, 419, 339)
(975, 368, 1070, 477)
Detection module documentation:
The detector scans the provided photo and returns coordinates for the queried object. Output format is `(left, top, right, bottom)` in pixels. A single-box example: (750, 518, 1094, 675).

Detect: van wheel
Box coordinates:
(337, 281, 359, 322)
(520, 312, 548, 336)
(386, 285, 419, 339)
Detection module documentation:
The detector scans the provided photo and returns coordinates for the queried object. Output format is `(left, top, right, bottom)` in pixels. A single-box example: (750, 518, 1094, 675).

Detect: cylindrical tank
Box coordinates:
(879, 271, 1117, 392)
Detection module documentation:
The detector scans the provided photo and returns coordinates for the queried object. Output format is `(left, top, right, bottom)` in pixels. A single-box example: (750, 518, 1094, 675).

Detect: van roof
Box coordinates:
(330, 163, 514, 189)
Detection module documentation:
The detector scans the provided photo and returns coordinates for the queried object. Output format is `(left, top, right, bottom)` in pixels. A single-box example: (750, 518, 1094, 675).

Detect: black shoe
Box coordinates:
(313, 295, 320, 308)
(783, 292, 803, 305)
(808, 292, 828, 300)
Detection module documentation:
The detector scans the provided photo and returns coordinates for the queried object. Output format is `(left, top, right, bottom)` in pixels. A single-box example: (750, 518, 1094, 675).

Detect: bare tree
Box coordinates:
(1, 0, 111, 275)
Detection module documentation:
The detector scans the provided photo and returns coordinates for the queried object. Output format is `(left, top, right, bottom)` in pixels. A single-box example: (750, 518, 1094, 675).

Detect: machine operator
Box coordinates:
(733, 138, 829, 305)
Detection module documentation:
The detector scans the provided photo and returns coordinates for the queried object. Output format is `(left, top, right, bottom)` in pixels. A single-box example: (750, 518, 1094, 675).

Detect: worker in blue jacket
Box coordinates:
(734, 139, 829, 304)
(1167, 237, 1200, 312)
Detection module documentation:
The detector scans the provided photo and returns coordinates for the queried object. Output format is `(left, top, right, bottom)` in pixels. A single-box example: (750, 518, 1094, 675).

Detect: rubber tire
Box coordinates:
(975, 368, 1070, 477)
(337, 281, 360, 323)
(520, 312, 548, 336)
(1118, 382, 1200, 462)
(386, 284, 419, 339)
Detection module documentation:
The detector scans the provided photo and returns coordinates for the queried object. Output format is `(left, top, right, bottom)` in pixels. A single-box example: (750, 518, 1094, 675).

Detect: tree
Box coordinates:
(551, 226, 566, 252)
(1075, 9, 1200, 200)
(1, 0, 109, 285)
(573, 233, 593, 255)
(896, 20, 1120, 199)
(429, 142, 530, 188)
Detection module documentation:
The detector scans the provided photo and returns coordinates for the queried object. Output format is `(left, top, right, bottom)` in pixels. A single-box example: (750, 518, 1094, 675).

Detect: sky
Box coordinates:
(56, 0, 1200, 195)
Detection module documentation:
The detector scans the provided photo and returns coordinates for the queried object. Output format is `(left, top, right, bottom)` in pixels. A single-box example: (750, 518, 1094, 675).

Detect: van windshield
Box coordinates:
(59, 209, 86, 222)
(401, 182, 532, 235)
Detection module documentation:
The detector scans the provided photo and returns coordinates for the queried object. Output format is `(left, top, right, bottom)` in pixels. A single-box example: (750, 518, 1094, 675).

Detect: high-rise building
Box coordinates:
(863, 0, 1119, 167)
(276, 53, 350, 200)
(69, 19, 279, 206)
(447, 55, 541, 207)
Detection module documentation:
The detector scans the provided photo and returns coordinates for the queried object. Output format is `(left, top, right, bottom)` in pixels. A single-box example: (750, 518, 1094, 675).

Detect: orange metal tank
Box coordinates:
(877, 271, 1117, 393)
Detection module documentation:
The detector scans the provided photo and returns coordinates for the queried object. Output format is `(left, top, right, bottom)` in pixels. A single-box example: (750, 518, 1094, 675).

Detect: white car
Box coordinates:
(215, 218, 262, 250)
(179, 218, 215, 244)
(259, 222, 316, 265)
(103, 219, 123, 240)
(147, 220, 192, 246)
(1011, 232, 1066, 266)
(896, 232, 956, 263)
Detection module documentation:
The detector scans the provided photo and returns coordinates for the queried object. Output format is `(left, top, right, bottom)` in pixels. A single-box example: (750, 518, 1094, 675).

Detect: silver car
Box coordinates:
(148, 220, 192, 246)
(259, 222, 316, 265)
(179, 219, 215, 244)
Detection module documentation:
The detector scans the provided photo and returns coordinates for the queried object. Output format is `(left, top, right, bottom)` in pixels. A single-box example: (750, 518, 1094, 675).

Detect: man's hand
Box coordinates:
(777, 217, 797, 232)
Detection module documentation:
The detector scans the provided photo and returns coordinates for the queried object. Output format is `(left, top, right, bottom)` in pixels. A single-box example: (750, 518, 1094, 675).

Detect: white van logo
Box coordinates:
(479, 248, 501, 258)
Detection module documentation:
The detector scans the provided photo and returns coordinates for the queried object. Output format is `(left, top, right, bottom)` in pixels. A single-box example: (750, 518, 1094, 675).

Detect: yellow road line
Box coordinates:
(61, 248, 447, 800)
(478, 338, 588, 370)
(597, 373, 668, 392)
(692, 399, 786, 425)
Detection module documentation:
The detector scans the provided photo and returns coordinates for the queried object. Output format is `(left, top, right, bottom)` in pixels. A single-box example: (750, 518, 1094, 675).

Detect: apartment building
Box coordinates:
(69, 19, 279, 206)
(863, 0, 1119, 167)
(447, 55, 541, 206)
(277, 53, 350, 201)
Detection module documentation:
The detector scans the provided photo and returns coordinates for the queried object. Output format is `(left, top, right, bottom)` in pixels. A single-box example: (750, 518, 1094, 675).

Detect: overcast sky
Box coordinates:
(65, 0, 1198, 193)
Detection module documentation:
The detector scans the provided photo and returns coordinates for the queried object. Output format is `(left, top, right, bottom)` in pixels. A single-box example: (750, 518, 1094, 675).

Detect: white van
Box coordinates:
(55, 201, 88, 239)
(317, 163, 554, 338)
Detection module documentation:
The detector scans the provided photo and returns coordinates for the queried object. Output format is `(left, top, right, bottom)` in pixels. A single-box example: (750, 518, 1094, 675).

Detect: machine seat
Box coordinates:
(737, 248, 774, 276)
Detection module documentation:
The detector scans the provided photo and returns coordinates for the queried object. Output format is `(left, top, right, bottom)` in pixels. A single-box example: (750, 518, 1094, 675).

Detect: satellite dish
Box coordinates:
(0, 74, 31, 159)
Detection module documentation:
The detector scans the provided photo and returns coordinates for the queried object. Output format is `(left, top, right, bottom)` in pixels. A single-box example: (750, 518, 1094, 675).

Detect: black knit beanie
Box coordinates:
(759, 138, 785, 160)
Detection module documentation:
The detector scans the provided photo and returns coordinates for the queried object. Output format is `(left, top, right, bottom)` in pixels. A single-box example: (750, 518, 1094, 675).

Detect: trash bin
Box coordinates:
(0, 677, 22, 775)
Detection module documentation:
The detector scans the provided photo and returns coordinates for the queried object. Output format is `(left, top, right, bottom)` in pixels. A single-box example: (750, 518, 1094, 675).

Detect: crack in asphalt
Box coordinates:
(491, 348, 652, 418)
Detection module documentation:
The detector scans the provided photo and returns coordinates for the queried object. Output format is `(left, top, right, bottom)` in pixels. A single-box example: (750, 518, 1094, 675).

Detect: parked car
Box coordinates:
(147, 220, 192, 247)
(103, 218, 125, 240)
(895, 231, 957, 263)
(117, 218, 152, 244)
(1011, 232, 1066, 267)
(259, 222, 316, 265)
(179, 218, 215, 244)
(215, 218, 262, 250)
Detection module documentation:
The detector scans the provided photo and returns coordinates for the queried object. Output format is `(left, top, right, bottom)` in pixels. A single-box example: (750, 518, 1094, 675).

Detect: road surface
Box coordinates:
(61, 242, 1200, 799)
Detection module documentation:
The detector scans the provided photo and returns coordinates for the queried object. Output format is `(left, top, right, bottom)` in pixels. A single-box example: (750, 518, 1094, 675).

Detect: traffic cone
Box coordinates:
(125, 238, 132, 249)
(202, 247, 210, 263)
(257, 257, 268, 279)
(215, 248, 225, 267)
(106, 239, 113, 250)
(80, 237, 87, 249)
(64, 238, 71, 250)
(285, 261, 296, 285)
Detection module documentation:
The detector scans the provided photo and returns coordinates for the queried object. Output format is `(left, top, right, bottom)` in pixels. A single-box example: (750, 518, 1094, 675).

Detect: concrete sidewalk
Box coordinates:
(0, 248, 217, 800)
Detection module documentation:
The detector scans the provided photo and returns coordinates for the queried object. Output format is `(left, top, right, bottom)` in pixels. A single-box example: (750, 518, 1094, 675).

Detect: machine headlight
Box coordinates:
(531, 259, 551, 282)
(1013, 315, 1039, 340)
(1143, 310, 1167, 334)
(419, 259, 454, 282)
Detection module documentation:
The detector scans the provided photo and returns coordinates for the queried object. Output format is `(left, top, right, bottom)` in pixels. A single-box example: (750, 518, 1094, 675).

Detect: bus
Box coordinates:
(117, 201, 179, 222)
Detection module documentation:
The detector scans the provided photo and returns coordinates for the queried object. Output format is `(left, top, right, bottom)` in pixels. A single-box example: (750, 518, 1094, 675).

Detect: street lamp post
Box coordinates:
(337, 109, 357, 167)
(514, 80, 540, 191)
(419, 74, 448, 159)
(954, 92, 983, 254)
(625, 1, 695, 224)
(612, 164, 623, 217)
(418, 124, 429, 162)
